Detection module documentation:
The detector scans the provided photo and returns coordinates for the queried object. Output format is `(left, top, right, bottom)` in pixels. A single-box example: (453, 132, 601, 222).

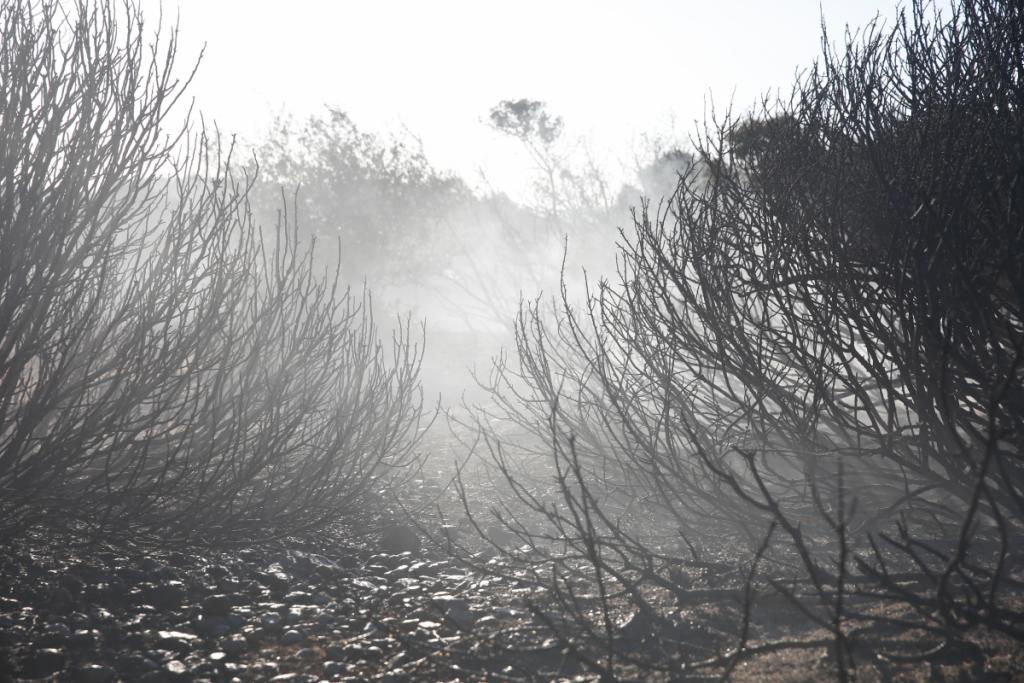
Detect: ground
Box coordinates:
(1, 520, 1023, 682)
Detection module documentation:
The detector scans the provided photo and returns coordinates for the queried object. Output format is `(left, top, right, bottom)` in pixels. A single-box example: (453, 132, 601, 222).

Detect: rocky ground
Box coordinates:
(2, 466, 1024, 683)
(0, 524, 588, 683)
(2, 518, 1023, 682)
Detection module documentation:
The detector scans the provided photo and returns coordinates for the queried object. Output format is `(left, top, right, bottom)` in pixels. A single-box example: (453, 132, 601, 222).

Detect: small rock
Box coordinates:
(206, 564, 229, 579)
(244, 626, 265, 642)
(68, 629, 97, 649)
(0, 622, 22, 646)
(259, 565, 291, 593)
(269, 674, 308, 682)
(95, 580, 127, 608)
(115, 653, 160, 676)
(260, 612, 284, 633)
(287, 553, 315, 577)
(164, 659, 188, 678)
(383, 564, 409, 579)
(445, 603, 478, 630)
(75, 663, 116, 683)
(201, 594, 233, 617)
(294, 646, 317, 660)
(290, 604, 320, 621)
(380, 523, 420, 554)
(166, 551, 190, 568)
(486, 524, 518, 547)
(251, 660, 279, 676)
(340, 643, 383, 661)
(430, 592, 459, 606)
(351, 579, 380, 594)
(16, 648, 67, 678)
(117, 566, 146, 584)
(68, 562, 107, 583)
(156, 630, 198, 653)
(324, 644, 346, 660)
(279, 628, 303, 645)
(48, 586, 76, 612)
(36, 621, 71, 647)
(194, 615, 231, 637)
(58, 573, 86, 595)
(156, 630, 199, 642)
(282, 590, 311, 605)
(144, 581, 186, 609)
(67, 611, 92, 629)
(221, 634, 248, 656)
(139, 557, 163, 573)
(380, 668, 409, 683)
(323, 660, 349, 677)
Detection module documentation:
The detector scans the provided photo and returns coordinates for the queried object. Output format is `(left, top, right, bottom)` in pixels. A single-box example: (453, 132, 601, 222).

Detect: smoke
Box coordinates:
(241, 105, 691, 406)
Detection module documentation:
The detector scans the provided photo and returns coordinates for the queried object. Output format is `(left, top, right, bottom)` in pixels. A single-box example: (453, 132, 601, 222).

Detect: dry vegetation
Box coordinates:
(0, 0, 428, 544)
(455, 0, 1024, 678)
(0, 0, 1022, 680)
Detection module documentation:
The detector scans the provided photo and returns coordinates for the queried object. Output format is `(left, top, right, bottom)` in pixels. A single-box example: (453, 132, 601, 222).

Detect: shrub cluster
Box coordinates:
(462, 0, 1024, 676)
(0, 0, 427, 544)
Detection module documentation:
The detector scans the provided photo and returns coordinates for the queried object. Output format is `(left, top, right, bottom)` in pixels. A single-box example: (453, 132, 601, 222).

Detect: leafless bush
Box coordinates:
(459, 0, 1024, 677)
(0, 0, 427, 544)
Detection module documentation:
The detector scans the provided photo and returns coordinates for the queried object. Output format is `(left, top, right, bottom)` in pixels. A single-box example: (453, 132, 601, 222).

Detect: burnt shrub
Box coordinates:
(0, 0, 427, 544)
(462, 0, 1024, 677)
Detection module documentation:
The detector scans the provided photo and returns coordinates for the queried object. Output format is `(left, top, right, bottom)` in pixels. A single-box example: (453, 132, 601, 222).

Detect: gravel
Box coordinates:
(0, 528, 551, 682)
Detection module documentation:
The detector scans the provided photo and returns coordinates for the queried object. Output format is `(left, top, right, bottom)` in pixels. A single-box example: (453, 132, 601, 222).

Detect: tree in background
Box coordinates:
(489, 98, 615, 221)
(250, 107, 471, 289)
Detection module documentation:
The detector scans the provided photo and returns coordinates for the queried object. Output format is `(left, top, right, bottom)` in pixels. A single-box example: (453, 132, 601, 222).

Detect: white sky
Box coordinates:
(146, 0, 899, 198)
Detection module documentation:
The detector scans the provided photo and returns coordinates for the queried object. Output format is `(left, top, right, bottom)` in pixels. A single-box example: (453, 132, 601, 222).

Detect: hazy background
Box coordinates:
(134, 0, 902, 402)
(147, 0, 897, 201)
